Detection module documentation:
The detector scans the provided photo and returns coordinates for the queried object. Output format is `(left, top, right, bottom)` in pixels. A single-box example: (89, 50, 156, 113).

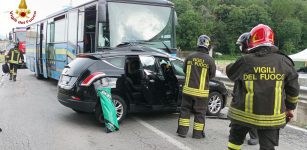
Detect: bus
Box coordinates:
(26, 0, 177, 80)
(12, 27, 27, 54)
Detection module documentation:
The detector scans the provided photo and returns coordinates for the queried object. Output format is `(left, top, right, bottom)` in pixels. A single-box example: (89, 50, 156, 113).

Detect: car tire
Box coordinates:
(94, 94, 127, 124)
(207, 92, 223, 116)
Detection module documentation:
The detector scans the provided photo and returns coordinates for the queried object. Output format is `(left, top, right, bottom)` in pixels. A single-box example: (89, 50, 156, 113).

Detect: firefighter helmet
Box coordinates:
(197, 35, 211, 50)
(248, 24, 274, 50)
(236, 32, 250, 53)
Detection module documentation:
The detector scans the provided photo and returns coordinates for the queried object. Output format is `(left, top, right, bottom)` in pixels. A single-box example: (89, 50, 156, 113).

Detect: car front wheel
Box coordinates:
(95, 94, 127, 124)
(207, 92, 223, 116)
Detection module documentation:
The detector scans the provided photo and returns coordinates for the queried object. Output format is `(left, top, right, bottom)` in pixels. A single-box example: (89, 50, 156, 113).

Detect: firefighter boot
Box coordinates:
(13, 75, 16, 81)
(9, 74, 12, 80)
(192, 122, 205, 139)
(177, 118, 190, 138)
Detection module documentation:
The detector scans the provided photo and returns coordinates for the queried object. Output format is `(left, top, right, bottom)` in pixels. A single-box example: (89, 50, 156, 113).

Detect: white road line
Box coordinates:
(133, 117, 192, 150)
(286, 124, 307, 133)
(299, 100, 307, 104)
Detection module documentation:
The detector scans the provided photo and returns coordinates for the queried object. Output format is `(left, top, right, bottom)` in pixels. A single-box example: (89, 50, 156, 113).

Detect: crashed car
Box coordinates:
(57, 45, 228, 123)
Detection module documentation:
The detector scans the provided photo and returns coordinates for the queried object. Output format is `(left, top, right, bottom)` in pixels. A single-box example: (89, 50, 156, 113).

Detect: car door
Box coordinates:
(139, 55, 170, 106)
(170, 58, 185, 106)
(155, 56, 179, 107)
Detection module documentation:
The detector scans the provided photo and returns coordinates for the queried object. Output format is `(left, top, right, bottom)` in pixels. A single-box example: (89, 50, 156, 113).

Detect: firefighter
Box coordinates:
(236, 32, 259, 145)
(177, 35, 216, 139)
(226, 24, 300, 150)
(5, 42, 24, 81)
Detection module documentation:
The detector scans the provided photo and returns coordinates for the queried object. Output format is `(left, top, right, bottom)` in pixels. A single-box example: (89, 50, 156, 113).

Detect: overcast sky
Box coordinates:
(0, 0, 91, 38)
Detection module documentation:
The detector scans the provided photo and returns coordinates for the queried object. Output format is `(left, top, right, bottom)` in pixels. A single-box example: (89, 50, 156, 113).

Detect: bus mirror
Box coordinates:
(174, 12, 178, 26)
(9, 33, 12, 41)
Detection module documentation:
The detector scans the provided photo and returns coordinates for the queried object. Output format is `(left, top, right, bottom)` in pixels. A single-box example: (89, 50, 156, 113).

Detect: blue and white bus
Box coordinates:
(26, 0, 177, 80)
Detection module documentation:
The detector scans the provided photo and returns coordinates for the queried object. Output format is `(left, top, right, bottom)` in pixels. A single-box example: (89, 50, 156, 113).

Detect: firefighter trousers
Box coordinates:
(249, 128, 258, 140)
(177, 94, 208, 138)
(228, 124, 279, 150)
(9, 63, 18, 80)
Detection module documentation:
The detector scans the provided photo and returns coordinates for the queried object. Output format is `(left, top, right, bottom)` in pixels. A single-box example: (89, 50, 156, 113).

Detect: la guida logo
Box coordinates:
(10, 0, 36, 24)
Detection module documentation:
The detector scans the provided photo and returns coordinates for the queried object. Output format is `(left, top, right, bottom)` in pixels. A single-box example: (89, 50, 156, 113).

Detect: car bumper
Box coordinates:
(57, 92, 96, 112)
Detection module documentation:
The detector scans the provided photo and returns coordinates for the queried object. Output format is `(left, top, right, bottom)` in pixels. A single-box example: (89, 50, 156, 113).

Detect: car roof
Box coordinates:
(83, 45, 170, 59)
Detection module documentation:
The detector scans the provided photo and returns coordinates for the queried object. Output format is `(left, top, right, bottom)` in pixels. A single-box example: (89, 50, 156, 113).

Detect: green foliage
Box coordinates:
(176, 10, 205, 49)
(171, 0, 307, 54)
(283, 41, 296, 54)
(276, 18, 303, 49)
(214, 54, 240, 60)
(171, 0, 193, 15)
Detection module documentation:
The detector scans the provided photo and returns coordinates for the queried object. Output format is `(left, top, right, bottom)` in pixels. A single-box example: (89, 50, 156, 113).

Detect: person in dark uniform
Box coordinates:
(177, 35, 216, 139)
(226, 24, 300, 150)
(236, 32, 259, 145)
(5, 42, 24, 81)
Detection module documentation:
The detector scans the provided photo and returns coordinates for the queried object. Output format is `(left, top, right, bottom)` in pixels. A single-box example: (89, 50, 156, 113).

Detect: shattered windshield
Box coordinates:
(108, 2, 175, 49)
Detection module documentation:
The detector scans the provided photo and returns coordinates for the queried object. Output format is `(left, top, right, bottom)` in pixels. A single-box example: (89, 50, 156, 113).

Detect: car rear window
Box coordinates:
(65, 57, 97, 76)
(68, 58, 96, 69)
(104, 56, 125, 69)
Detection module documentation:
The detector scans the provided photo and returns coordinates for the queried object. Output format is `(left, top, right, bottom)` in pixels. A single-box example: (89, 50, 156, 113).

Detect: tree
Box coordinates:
(271, 0, 296, 22)
(283, 41, 296, 54)
(171, 0, 307, 54)
(171, 0, 193, 16)
(243, 4, 272, 29)
(176, 10, 205, 49)
(276, 18, 303, 53)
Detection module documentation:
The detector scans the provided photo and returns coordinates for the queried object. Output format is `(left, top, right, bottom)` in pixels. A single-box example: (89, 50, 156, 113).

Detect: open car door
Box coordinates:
(139, 55, 178, 107)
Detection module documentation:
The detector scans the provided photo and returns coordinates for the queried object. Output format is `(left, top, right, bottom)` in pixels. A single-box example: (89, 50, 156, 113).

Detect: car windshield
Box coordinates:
(108, 2, 175, 49)
(170, 58, 185, 76)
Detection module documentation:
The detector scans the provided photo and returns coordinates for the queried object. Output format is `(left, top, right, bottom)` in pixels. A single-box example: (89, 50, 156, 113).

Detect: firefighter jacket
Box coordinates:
(183, 51, 216, 98)
(6, 48, 24, 64)
(226, 46, 300, 129)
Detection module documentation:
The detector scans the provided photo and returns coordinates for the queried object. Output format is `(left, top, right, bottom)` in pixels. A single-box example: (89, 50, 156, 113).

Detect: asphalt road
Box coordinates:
(0, 69, 307, 150)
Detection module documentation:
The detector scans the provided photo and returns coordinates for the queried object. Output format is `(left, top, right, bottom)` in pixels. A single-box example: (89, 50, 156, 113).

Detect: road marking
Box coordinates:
(299, 100, 307, 104)
(286, 124, 307, 133)
(133, 117, 192, 150)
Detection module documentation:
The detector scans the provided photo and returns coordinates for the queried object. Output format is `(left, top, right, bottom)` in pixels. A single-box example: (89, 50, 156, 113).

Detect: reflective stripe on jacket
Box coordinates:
(183, 51, 216, 98)
(7, 49, 21, 64)
(226, 46, 300, 129)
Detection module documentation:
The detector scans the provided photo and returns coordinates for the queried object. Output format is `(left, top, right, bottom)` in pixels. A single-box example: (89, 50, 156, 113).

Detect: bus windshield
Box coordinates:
(108, 2, 175, 49)
(15, 32, 26, 42)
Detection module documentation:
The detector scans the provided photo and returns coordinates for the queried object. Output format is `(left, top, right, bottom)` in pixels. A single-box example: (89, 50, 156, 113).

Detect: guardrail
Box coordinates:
(214, 76, 307, 101)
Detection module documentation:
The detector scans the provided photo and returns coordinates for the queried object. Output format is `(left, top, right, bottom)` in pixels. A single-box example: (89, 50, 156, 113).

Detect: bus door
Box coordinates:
(35, 23, 43, 76)
(77, 7, 84, 54)
(67, 10, 78, 63)
(83, 5, 97, 53)
(42, 22, 48, 78)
